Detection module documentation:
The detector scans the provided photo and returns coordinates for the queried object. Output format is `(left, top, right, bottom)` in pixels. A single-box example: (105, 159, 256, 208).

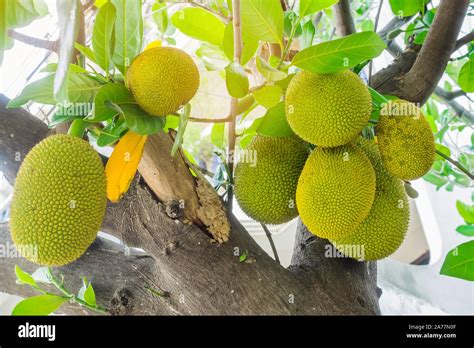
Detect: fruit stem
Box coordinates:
(67, 118, 87, 138)
(277, 15, 302, 69)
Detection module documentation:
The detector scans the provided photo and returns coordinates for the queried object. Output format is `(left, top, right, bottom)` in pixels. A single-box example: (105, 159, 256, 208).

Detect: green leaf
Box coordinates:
(435, 143, 451, 160)
(292, 31, 386, 74)
(78, 278, 97, 306)
(171, 104, 191, 156)
(456, 225, 474, 237)
(31, 267, 52, 284)
(93, 1, 116, 73)
(252, 85, 282, 108)
(299, 0, 339, 18)
(458, 59, 474, 93)
(257, 102, 294, 137)
(223, 21, 259, 65)
(54, 0, 81, 105)
(164, 115, 180, 132)
(388, 0, 428, 17)
(241, 0, 284, 45)
(111, 0, 143, 74)
(225, 61, 249, 98)
(41, 63, 88, 74)
(12, 295, 68, 316)
(107, 102, 164, 135)
(456, 200, 474, 225)
(75, 43, 97, 63)
(171, 7, 225, 46)
(440, 240, 474, 281)
(89, 83, 132, 122)
(196, 43, 229, 71)
(256, 56, 287, 81)
(300, 20, 315, 50)
(6, 0, 48, 29)
(413, 30, 428, 45)
(49, 113, 83, 127)
(152, 1, 169, 34)
(7, 75, 55, 107)
(211, 122, 226, 149)
(95, 118, 128, 146)
(0, 0, 7, 66)
(15, 265, 39, 289)
(284, 11, 302, 38)
(423, 172, 447, 189)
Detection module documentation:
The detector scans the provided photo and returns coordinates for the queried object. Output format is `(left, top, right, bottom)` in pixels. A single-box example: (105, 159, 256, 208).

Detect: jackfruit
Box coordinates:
(234, 136, 309, 224)
(332, 138, 410, 261)
(285, 70, 372, 148)
(126, 47, 200, 116)
(296, 144, 376, 240)
(376, 100, 435, 180)
(10, 135, 107, 266)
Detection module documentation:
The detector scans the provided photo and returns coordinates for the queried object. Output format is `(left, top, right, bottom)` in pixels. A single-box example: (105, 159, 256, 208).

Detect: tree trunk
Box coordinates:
(0, 94, 380, 315)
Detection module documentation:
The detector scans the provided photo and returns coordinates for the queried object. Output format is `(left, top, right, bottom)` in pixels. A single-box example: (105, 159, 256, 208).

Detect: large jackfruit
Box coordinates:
(296, 144, 376, 240)
(234, 136, 309, 224)
(285, 70, 372, 148)
(127, 47, 200, 116)
(376, 99, 435, 180)
(10, 135, 107, 266)
(332, 138, 410, 261)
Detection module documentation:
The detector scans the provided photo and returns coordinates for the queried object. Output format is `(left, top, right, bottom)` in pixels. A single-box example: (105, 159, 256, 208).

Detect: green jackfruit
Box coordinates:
(234, 136, 309, 224)
(296, 144, 376, 240)
(127, 47, 200, 116)
(285, 70, 372, 148)
(332, 138, 410, 261)
(376, 99, 435, 180)
(10, 135, 107, 266)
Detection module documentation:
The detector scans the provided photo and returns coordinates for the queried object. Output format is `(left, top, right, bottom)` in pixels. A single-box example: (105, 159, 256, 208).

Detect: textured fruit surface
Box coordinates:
(297, 144, 376, 240)
(332, 138, 410, 260)
(127, 47, 199, 116)
(234, 136, 309, 224)
(10, 135, 107, 266)
(285, 70, 372, 147)
(376, 100, 435, 180)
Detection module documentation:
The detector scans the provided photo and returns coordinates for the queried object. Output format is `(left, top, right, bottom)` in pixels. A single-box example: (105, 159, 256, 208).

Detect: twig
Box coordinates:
(8, 30, 59, 52)
(453, 31, 474, 52)
(189, 116, 232, 123)
(188, 0, 230, 22)
(226, 0, 243, 211)
(435, 150, 474, 180)
(434, 86, 474, 123)
(260, 223, 280, 265)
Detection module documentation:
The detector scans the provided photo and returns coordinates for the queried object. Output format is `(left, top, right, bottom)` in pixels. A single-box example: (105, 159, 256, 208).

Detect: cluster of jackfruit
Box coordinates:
(234, 69, 435, 261)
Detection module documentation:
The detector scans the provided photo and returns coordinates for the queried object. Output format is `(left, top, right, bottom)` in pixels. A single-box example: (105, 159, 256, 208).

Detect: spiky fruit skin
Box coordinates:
(296, 144, 376, 240)
(10, 135, 107, 266)
(126, 47, 200, 116)
(234, 136, 309, 224)
(285, 70, 372, 148)
(332, 138, 410, 261)
(376, 100, 435, 180)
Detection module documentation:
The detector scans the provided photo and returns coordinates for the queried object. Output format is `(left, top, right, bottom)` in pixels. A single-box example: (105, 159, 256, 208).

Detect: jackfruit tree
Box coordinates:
(0, 0, 473, 317)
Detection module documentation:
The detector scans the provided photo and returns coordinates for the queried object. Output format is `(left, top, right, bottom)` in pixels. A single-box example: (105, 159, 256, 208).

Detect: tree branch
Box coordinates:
(397, 0, 469, 104)
(333, 0, 356, 37)
(453, 31, 474, 52)
(7, 30, 59, 52)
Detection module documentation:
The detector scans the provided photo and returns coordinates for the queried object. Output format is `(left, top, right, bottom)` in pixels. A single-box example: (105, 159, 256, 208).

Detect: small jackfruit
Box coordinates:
(127, 47, 200, 116)
(376, 100, 435, 180)
(234, 136, 309, 224)
(296, 144, 376, 240)
(285, 70, 372, 148)
(10, 135, 107, 266)
(332, 138, 410, 261)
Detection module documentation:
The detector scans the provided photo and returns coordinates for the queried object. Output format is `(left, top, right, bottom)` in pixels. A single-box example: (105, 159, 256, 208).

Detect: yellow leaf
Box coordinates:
(144, 40, 162, 51)
(105, 130, 147, 202)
